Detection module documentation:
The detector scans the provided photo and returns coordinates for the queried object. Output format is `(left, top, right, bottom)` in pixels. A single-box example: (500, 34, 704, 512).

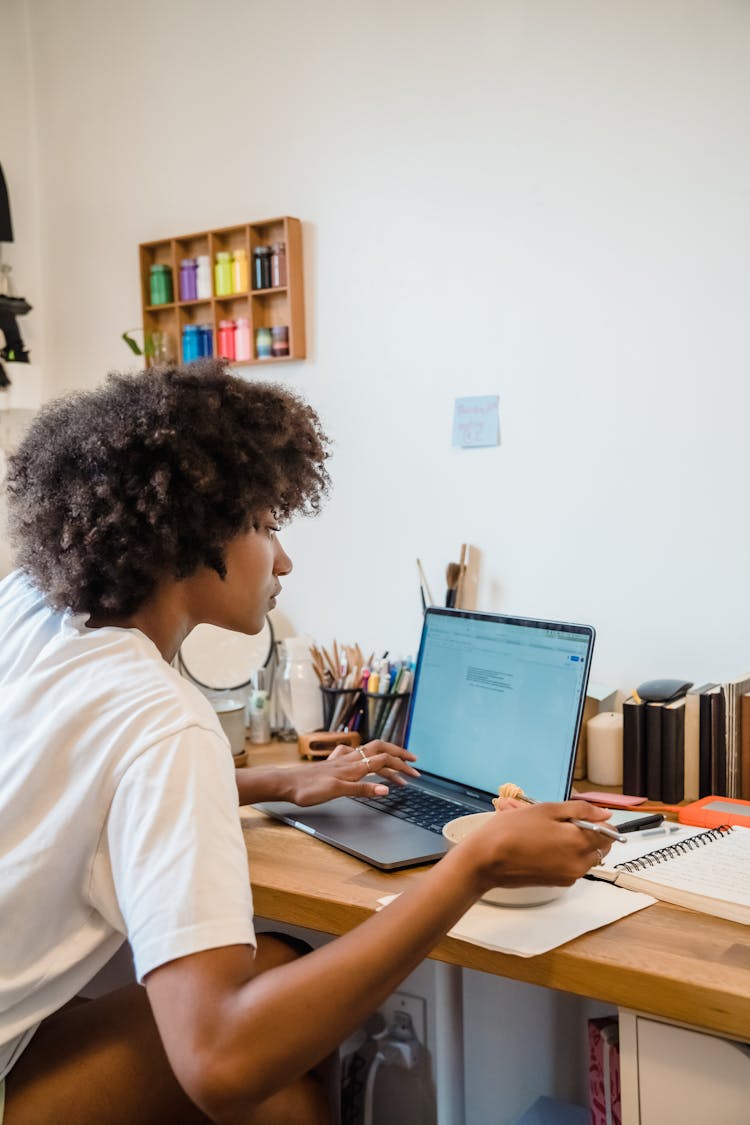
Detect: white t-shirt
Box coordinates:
(0, 570, 256, 1080)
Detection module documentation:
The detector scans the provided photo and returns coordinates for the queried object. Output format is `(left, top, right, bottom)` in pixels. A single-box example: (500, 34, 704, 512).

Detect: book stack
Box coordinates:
(622, 673, 750, 801)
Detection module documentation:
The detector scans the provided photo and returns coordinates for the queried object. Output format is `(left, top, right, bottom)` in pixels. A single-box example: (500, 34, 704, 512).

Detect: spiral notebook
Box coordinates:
(591, 824, 750, 924)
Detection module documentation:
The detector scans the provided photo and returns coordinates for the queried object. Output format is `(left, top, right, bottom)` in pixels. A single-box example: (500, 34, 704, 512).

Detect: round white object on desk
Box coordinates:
(212, 698, 247, 757)
(586, 711, 623, 786)
(443, 813, 568, 906)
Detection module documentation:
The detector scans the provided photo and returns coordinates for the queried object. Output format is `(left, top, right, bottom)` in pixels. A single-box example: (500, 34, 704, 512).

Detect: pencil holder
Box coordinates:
(318, 686, 412, 747)
(321, 686, 363, 733)
(361, 690, 411, 746)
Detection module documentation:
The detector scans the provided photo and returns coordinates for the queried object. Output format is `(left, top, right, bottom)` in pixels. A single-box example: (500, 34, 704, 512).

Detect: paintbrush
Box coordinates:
(455, 542, 468, 609)
(416, 558, 435, 606)
(445, 561, 460, 607)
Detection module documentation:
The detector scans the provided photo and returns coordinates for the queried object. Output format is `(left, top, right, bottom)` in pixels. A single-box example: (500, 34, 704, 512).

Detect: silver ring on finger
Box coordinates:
(594, 847, 604, 866)
(358, 748, 372, 770)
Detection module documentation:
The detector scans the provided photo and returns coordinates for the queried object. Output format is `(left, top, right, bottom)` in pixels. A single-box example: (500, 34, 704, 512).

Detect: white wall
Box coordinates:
(12, 0, 750, 689)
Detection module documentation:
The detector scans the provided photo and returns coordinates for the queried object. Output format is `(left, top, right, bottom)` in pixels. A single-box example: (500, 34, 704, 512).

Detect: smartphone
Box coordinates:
(608, 809, 665, 833)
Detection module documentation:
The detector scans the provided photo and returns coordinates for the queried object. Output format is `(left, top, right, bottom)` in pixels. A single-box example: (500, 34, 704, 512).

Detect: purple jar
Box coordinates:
(180, 258, 198, 302)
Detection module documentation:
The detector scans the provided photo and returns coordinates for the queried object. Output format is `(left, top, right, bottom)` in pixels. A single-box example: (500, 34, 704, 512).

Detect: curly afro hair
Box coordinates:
(7, 360, 330, 616)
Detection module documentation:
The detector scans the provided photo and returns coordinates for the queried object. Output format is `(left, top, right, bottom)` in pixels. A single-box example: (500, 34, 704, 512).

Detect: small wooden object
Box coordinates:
(297, 730, 362, 760)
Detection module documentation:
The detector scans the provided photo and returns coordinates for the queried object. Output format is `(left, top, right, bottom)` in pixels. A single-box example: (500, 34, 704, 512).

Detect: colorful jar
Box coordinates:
(252, 247, 272, 290)
(255, 326, 272, 359)
(198, 324, 213, 357)
(214, 252, 233, 297)
(149, 263, 173, 306)
(270, 242, 287, 288)
(234, 316, 251, 362)
(232, 248, 249, 293)
(195, 255, 212, 299)
(218, 319, 236, 360)
(270, 325, 290, 358)
(182, 324, 201, 363)
(179, 258, 198, 302)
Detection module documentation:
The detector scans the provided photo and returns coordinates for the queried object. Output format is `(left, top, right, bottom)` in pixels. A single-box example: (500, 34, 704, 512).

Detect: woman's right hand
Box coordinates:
(454, 800, 614, 894)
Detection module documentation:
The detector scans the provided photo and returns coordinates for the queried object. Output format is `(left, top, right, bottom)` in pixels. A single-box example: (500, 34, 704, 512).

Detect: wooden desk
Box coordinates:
(240, 743, 750, 1043)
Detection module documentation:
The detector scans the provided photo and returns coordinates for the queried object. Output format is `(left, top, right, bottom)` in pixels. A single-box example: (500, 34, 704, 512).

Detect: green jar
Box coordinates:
(149, 263, 173, 306)
(214, 251, 233, 297)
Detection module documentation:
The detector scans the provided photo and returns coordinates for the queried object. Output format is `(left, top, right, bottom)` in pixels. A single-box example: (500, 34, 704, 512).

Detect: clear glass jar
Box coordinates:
(276, 637, 323, 735)
(270, 242, 286, 288)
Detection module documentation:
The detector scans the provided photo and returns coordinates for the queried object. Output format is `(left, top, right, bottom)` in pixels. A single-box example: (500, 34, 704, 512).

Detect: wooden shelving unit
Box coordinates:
(138, 217, 306, 367)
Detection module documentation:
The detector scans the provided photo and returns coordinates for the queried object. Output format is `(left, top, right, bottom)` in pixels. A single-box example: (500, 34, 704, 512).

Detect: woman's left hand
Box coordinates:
(283, 740, 420, 806)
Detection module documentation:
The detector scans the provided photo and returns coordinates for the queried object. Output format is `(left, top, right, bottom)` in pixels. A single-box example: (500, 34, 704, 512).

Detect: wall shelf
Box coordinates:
(138, 217, 306, 366)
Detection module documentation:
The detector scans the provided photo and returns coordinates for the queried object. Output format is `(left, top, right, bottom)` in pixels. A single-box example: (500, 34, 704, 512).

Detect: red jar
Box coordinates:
(218, 319, 236, 360)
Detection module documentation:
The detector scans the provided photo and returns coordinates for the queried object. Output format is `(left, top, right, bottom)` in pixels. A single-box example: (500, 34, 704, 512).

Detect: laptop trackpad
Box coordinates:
(255, 798, 449, 870)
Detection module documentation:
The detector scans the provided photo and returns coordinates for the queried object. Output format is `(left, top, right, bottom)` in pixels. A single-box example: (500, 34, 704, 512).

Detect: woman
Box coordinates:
(0, 360, 610, 1124)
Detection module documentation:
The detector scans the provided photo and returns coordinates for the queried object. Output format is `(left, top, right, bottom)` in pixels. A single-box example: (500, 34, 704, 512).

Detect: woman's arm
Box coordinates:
(145, 799, 612, 1122)
(235, 740, 420, 806)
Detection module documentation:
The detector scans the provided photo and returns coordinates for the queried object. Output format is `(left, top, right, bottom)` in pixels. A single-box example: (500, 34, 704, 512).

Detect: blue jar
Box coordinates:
(198, 324, 213, 357)
(182, 324, 201, 363)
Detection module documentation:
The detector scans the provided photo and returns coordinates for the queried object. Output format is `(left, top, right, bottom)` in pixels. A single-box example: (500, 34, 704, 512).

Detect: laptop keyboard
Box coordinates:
(354, 787, 473, 835)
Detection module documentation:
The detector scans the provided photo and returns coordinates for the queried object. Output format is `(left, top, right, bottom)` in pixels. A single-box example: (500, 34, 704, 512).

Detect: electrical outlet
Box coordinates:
(380, 990, 427, 1045)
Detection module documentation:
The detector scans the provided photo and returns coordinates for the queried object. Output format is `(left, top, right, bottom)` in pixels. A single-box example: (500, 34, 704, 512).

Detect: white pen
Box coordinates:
(509, 792, 628, 843)
(639, 823, 681, 838)
(570, 818, 628, 843)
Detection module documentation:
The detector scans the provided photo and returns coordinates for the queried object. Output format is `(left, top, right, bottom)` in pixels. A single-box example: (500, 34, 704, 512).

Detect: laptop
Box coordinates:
(256, 607, 595, 869)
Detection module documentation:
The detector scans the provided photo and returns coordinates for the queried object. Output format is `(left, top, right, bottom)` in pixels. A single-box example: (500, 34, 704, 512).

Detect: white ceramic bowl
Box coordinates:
(442, 811, 569, 907)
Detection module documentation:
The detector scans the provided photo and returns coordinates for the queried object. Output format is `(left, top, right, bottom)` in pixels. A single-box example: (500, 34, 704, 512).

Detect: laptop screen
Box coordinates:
(403, 608, 594, 803)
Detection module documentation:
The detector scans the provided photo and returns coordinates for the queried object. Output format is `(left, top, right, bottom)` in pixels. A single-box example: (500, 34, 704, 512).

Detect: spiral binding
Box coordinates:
(614, 824, 733, 873)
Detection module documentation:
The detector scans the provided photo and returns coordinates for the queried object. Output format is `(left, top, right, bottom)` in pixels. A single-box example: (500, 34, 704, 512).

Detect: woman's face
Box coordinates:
(184, 511, 292, 635)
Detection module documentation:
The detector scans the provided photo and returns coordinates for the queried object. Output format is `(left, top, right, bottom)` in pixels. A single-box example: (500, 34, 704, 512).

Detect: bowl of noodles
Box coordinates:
(442, 811, 569, 907)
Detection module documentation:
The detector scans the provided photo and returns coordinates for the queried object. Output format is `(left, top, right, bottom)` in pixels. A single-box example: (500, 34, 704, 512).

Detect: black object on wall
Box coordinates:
(0, 161, 31, 371)
(0, 163, 13, 243)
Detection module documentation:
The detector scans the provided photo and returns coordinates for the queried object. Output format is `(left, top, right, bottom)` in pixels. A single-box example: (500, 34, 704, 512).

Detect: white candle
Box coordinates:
(586, 711, 623, 786)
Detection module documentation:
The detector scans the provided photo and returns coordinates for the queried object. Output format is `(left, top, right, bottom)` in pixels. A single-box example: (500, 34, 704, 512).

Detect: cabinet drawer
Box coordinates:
(635, 1016, 750, 1125)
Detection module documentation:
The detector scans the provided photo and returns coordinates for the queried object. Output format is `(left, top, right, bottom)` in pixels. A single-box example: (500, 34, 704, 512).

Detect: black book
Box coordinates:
(622, 695, 647, 796)
(698, 685, 718, 797)
(646, 700, 664, 801)
(661, 696, 686, 804)
(711, 688, 727, 795)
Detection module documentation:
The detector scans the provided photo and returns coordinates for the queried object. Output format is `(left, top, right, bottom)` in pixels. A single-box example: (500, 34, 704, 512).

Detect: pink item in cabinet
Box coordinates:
(588, 1018, 621, 1125)
(234, 317, 251, 362)
(217, 319, 236, 361)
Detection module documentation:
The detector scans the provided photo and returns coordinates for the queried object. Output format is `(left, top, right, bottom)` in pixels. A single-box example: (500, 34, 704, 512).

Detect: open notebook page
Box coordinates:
(593, 824, 750, 912)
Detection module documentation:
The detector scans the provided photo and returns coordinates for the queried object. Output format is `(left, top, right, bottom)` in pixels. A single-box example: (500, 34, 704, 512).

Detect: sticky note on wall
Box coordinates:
(452, 395, 500, 448)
